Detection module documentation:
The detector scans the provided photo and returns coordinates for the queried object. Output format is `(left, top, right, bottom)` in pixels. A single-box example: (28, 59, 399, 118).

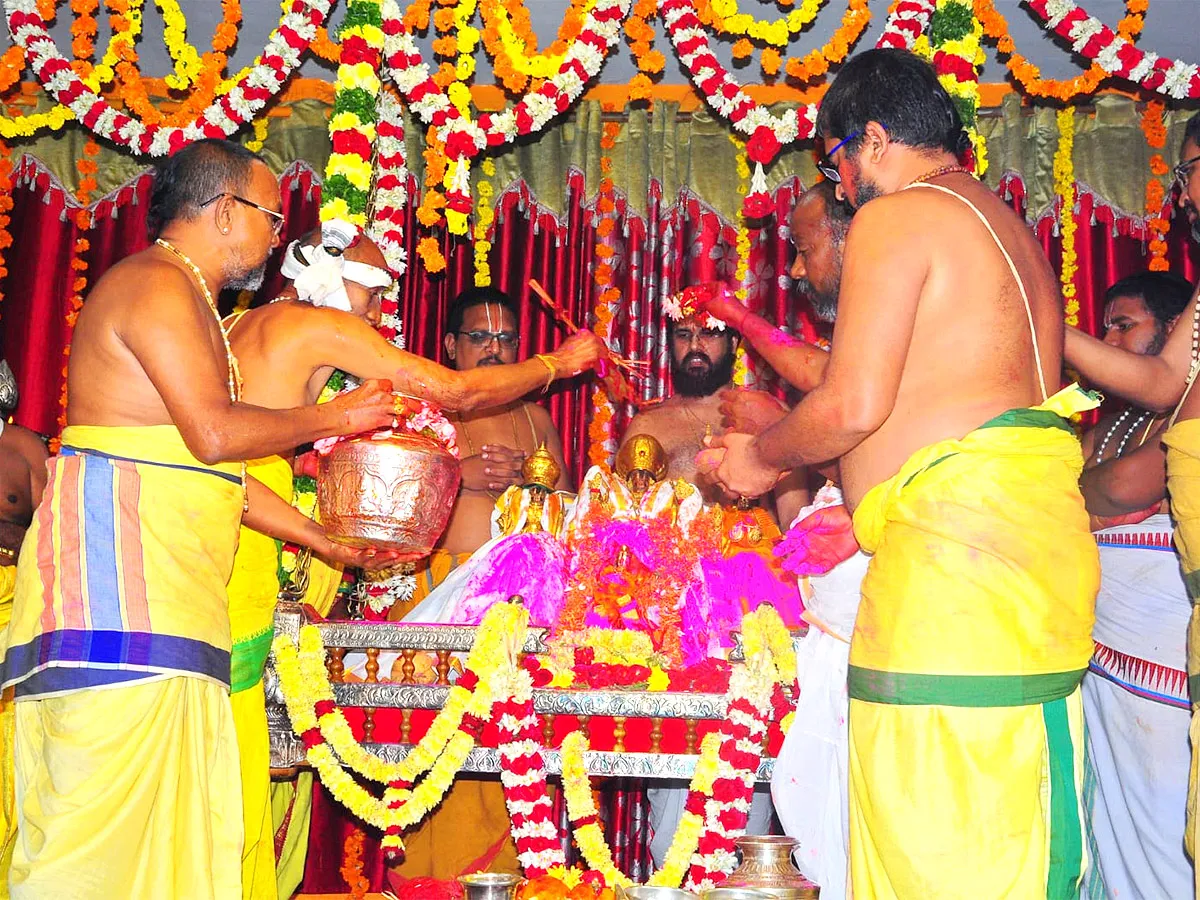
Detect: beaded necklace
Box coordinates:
(155, 238, 248, 506)
(1094, 407, 1153, 463)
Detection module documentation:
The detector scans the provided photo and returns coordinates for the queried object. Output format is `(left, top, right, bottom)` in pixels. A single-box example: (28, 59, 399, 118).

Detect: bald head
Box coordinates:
(788, 182, 852, 322)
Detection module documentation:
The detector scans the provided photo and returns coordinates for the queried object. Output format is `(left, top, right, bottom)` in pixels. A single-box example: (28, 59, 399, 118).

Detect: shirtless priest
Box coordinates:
(702, 50, 1099, 898)
(223, 225, 601, 898)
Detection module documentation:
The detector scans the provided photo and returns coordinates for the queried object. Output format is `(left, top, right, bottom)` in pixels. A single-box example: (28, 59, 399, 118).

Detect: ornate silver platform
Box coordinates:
(265, 602, 778, 782)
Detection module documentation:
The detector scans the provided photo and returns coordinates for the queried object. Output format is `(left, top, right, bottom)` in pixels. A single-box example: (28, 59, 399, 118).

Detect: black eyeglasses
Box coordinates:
(200, 193, 285, 235)
(459, 330, 520, 349)
(1175, 153, 1200, 188)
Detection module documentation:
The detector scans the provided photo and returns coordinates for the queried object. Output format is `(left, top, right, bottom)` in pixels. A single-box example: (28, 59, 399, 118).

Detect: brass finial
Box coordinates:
(522, 442, 561, 491)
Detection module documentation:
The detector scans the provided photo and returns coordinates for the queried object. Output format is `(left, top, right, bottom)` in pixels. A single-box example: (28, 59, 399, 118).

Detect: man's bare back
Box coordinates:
(624, 394, 729, 504)
(0, 423, 48, 557)
(440, 402, 566, 555)
(835, 176, 1063, 506)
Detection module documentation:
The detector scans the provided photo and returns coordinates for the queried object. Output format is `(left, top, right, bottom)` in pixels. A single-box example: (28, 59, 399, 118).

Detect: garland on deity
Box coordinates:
(917, 0, 986, 175)
(322, 0, 385, 228)
(587, 118, 622, 469)
(1141, 99, 1170, 271)
(1054, 106, 1079, 327)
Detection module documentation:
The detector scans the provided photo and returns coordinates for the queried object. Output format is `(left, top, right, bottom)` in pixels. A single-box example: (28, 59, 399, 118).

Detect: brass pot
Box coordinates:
(723, 836, 819, 899)
(317, 432, 461, 560)
(459, 873, 522, 899)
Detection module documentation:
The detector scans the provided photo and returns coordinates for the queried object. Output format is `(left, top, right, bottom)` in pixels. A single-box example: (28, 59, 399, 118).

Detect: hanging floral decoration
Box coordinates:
(624, 0, 662, 100)
(587, 118, 623, 469)
(1140, 99, 1170, 271)
(0, 142, 12, 323)
(495, 681, 568, 876)
(918, 0, 986, 175)
(780, 0, 871, 84)
(974, 0, 1145, 103)
(369, 88, 410, 347)
(1054, 106, 1079, 327)
(4, 0, 331, 154)
(245, 110, 269, 152)
(730, 134, 752, 388)
(56, 137, 100, 439)
(322, 0, 385, 227)
(876, 0, 938, 49)
(479, 0, 594, 95)
(473, 157, 496, 286)
(1024, 0, 1199, 100)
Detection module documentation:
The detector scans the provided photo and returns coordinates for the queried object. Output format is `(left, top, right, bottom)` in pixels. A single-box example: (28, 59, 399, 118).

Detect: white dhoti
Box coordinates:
(1083, 515, 1193, 898)
(770, 487, 867, 900)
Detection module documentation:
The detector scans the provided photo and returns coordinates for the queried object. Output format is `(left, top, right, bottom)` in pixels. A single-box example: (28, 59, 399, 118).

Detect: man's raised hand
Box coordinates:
(550, 330, 606, 377)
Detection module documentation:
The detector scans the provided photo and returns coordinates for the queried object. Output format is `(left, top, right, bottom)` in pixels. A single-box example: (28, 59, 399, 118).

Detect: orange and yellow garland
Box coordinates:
(57, 137, 101, 438)
(587, 118, 622, 468)
(1141, 100, 1170, 271)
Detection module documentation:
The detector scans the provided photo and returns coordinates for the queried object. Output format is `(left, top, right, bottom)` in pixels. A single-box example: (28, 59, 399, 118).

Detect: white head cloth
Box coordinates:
(278, 218, 393, 312)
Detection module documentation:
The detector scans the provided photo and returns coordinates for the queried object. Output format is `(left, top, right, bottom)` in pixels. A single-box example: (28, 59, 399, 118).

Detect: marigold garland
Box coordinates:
(624, 0, 663, 89)
(340, 829, 370, 899)
(695, 0, 826, 49)
(587, 119, 622, 468)
(730, 134, 751, 388)
(563, 729, 720, 888)
(1141, 99, 1170, 271)
(480, 0, 594, 94)
(57, 137, 100, 438)
(473, 156, 496, 286)
(973, 0, 1144, 103)
(781, 0, 871, 84)
(1054, 106, 1079, 327)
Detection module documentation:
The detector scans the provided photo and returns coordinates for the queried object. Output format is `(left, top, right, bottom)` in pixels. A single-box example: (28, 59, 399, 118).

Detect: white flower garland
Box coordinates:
(4, 0, 331, 155)
(1027, 0, 1200, 100)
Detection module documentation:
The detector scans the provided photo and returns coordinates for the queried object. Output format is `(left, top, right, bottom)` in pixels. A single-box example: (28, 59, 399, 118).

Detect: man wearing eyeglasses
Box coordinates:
(701, 50, 1103, 898)
(0, 139, 409, 899)
(1064, 112, 1200, 896)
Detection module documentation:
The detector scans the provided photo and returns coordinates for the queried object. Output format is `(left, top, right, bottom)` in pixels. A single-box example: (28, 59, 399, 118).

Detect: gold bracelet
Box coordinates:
(534, 354, 557, 393)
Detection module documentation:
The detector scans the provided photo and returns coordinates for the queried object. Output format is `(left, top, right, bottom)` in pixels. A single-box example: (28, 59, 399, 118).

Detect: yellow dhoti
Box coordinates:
(1162, 419, 1200, 895)
(2, 425, 245, 899)
(848, 387, 1099, 899)
(228, 456, 293, 900)
(389, 548, 520, 882)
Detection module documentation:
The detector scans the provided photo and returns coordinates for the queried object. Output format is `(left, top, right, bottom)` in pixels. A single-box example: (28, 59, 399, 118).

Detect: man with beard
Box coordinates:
(1063, 112, 1200, 896)
(702, 50, 1100, 897)
(0, 139, 399, 899)
(705, 179, 863, 900)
